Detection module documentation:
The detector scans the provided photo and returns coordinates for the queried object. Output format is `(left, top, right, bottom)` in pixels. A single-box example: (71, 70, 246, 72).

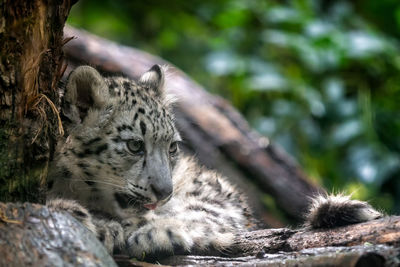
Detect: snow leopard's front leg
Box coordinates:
(123, 215, 235, 260)
(47, 198, 124, 254)
(122, 157, 252, 260)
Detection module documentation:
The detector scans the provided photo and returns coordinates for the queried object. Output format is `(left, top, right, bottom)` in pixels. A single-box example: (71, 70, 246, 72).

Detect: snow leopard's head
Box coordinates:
(49, 65, 180, 217)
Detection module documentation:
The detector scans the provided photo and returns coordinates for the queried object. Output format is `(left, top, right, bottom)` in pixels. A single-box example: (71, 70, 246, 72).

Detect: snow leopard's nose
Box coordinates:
(150, 181, 173, 201)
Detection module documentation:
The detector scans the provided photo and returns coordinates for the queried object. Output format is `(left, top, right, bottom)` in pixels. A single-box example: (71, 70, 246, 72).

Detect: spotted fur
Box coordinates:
(47, 65, 252, 259)
(305, 194, 382, 228)
(47, 65, 382, 260)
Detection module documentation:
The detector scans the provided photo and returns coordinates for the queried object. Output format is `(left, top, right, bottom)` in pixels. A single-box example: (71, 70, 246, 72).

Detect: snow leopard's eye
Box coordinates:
(127, 140, 145, 155)
(169, 141, 179, 155)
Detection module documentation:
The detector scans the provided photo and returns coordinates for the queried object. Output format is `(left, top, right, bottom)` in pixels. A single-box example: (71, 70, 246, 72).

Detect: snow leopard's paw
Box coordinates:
(125, 219, 193, 260)
(94, 219, 125, 254)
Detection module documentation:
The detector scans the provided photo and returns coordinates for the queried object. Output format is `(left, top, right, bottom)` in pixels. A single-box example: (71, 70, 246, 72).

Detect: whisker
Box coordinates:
(64, 178, 126, 190)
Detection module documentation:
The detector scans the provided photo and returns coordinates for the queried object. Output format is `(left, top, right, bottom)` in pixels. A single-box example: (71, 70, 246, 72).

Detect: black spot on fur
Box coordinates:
(201, 197, 224, 207)
(134, 234, 139, 244)
(84, 170, 93, 177)
(137, 220, 147, 228)
(98, 231, 105, 242)
(94, 144, 108, 155)
(193, 178, 202, 185)
(138, 108, 145, 114)
(188, 190, 201, 197)
(77, 162, 89, 169)
(147, 231, 153, 242)
(167, 229, 174, 240)
(133, 113, 138, 122)
(73, 210, 87, 218)
(123, 81, 131, 91)
(117, 125, 129, 132)
(109, 80, 118, 89)
(188, 205, 219, 218)
(114, 192, 130, 209)
(72, 149, 86, 158)
(83, 137, 101, 146)
(140, 121, 146, 136)
(112, 137, 121, 143)
(62, 167, 72, 178)
(85, 180, 95, 186)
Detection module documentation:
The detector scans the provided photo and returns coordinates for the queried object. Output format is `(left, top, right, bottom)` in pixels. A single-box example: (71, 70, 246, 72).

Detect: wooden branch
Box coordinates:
(63, 25, 324, 222)
(160, 245, 399, 266)
(230, 216, 400, 256)
(156, 216, 400, 266)
(0, 202, 116, 267)
(2, 201, 399, 266)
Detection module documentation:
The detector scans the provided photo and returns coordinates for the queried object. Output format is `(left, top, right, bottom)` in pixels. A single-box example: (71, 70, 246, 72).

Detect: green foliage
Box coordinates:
(68, 0, 400, 213)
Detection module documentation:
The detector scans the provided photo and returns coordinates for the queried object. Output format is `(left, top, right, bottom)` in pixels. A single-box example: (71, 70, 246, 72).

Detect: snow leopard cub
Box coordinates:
(47, 65, 382, 259)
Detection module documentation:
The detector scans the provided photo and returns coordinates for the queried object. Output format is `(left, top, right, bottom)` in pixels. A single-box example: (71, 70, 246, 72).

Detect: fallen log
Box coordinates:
(1, 201, 399, 266)
(160, 245, 400, 266)
(157, 216, 400, 266)
(231, 216, 400, 255)
(63, 25, 323, 224)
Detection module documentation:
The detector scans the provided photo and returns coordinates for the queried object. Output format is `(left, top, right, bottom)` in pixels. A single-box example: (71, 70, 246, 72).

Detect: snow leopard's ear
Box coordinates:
(139, 64, 165, 97)
(63, 66, 109, 124)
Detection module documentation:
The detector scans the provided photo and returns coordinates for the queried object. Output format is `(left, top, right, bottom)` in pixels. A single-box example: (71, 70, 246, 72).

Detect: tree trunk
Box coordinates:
(0, 0, 75, 203)
(63, 26, 323, 224)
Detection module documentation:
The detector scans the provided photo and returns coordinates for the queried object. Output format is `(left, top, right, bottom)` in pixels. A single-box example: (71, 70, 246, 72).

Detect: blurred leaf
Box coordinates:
(68, 0, 400, 213)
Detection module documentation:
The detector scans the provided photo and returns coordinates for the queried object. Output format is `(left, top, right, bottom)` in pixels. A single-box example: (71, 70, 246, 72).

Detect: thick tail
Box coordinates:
(305, 194, 382, 228)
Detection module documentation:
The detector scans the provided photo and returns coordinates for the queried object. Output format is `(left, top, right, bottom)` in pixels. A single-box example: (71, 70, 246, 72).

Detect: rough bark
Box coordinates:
(1, 201, 399, 266)
(160, 245, 399, 266)
(0, 0, 75, 203)
(230, 216, 400, 255)
(157, 216, 400, 266)
(62, 25, 323, 223)
(0, 202, 116, 267)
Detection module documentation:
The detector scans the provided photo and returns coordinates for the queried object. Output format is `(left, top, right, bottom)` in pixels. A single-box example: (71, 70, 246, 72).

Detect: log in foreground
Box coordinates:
(63, 25, 323, 223)
(1, 201, 399, 266)
(157, 217, 400, 266)
(0, 202, 116, 267)
(230, 216, 400, 255)
(161, 245, 399, 266)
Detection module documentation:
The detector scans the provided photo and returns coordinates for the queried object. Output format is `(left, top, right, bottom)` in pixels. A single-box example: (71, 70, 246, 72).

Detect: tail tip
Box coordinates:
(305, 194, 382, 229)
